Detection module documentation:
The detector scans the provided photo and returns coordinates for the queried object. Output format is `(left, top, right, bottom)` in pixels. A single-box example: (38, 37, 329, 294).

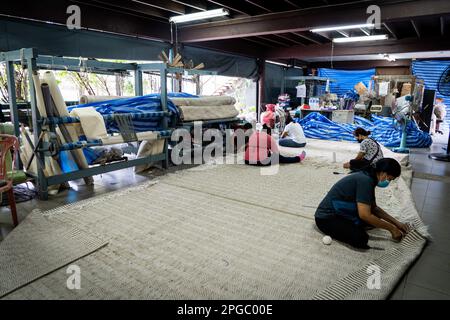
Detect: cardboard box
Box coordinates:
(354, 82, 368, 96)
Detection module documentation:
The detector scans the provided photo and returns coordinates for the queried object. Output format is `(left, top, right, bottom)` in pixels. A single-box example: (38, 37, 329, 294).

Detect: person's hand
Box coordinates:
(390, 227, 404, 242)
(343, 162, 350, 169)
(396, 222, 412, 234)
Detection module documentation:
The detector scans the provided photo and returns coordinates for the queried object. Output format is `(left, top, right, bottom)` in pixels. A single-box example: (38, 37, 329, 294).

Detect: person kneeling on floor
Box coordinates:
(315, 158, 410, 249)
(279, 114, 307, 148)
(343, 127, 383, 171)
(244, 124, 306, 166)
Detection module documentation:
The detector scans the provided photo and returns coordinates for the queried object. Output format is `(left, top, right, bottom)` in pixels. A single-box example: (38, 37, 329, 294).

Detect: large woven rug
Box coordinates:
(1, 140, 426, 299)
(0, 213, 107, 298)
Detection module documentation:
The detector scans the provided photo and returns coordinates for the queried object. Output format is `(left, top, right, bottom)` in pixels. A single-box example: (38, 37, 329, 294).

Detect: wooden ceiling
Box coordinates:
(2, 0, 450, 64)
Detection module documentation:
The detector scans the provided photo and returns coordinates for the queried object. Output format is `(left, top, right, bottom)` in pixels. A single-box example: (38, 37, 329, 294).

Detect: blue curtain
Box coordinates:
(412, 60, 450, 123)
(318, 68, 375, 97)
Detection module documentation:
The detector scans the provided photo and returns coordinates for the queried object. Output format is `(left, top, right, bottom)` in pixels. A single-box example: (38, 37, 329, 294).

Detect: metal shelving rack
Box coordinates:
(0, 48, 216, 199)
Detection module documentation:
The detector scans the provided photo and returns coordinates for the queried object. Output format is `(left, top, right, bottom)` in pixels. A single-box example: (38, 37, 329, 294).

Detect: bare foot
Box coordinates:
(299, 151, 306, 162)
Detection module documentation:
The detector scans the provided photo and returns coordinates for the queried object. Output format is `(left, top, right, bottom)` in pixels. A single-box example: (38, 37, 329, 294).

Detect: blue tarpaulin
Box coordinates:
(68, 93, 198, 132)
(318, 68, 376, 97)
(297, 112, 432, 148)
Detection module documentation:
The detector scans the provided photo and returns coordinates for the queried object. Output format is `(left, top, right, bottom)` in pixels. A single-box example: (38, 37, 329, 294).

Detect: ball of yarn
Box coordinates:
(322, 236, 332, 245)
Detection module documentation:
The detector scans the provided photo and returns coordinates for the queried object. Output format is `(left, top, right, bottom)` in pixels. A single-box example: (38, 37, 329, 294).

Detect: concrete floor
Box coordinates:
(389, 141, 450, 300)
(1, 145, 449, 300)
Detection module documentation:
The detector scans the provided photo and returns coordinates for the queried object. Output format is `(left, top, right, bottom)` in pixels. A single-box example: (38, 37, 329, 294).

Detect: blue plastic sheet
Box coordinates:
(296, 112, 432, 148)
(68, 93, 198, 132)
(318, 68, 375, 97)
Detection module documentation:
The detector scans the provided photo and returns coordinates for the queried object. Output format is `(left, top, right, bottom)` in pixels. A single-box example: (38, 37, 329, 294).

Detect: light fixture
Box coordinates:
(169, 8, 229, 24)
(332, 35, 388, 43)
(311, 23, 375, 33)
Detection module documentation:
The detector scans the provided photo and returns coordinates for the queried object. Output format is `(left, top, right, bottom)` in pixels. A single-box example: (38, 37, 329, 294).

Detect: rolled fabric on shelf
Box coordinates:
(178, 105, 239, 121)
(79, 95, 133, 104)
(69, 107, 108, 140)
(170, 96, 236, 107)
(42, 71, 93, 185)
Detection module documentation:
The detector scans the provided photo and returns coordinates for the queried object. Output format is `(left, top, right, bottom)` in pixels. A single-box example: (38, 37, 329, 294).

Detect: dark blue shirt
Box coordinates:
(315, 171, 377, 223)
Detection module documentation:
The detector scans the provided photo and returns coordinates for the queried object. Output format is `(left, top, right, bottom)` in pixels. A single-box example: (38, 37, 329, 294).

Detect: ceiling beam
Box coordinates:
(188, 39, 270, 57)
(1, 0, 171, 41)
(284, 0, 301, 9)
(205, 0, 265, 15)
(178, 0, 450, 42)
(292, 32, 323, 45)
(132, 0, 185, 15)
(337, 30, 350, 37)
(266, 36, 450, 60)
(256, 36, 289, 47)
(383, 22, 398, 40)
(172, 0, 208, 11)
(411, 19, 421, 38)
(309, 59, 412, 69)
(244, 0, 272, 13)
(274, 33, 306, 46)
(360, 28, 371, 36)
(86, 0, 170, 20)
(243, 37, 277, 48)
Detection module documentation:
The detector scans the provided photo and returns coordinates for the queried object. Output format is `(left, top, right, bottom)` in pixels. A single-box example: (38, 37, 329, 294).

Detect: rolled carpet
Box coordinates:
(171, 96, 236, 107)
(79, 95, 133, 104)
(178, 105, 239, 121)
(69, 107, 108, 140)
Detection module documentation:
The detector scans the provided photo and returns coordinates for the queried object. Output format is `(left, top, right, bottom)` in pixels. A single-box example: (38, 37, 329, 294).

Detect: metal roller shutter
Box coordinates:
(412, 60, 450, 123)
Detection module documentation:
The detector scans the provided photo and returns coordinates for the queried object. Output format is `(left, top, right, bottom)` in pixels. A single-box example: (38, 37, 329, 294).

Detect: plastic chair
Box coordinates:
(0, 134, 19, 227)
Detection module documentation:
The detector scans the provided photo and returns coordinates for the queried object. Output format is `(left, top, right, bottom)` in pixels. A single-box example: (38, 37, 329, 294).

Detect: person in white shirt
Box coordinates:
(432, 98, 447, 135)
(279, 114, 307, 148)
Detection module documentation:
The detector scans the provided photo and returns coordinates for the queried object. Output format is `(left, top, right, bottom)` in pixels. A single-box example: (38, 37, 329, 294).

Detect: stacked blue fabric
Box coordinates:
(296, 112, 432, 148)
(68, 93, 198, 133)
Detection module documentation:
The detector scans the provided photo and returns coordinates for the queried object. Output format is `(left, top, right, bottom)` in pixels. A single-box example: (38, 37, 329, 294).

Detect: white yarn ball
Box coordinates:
(322, 236, 332, 245)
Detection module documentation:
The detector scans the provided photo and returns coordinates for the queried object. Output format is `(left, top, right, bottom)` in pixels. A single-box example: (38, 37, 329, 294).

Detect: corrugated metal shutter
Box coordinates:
(318, 68, 375, 97)
(412, 60, 450, 123)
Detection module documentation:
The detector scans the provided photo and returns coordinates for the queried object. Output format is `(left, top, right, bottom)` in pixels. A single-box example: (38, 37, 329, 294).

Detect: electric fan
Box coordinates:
(392, 98, 412, 154)
(429, 66, 450, 162)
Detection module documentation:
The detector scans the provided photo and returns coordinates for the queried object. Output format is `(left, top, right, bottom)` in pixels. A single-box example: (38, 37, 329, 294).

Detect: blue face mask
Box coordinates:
(377, 180, 390, 188)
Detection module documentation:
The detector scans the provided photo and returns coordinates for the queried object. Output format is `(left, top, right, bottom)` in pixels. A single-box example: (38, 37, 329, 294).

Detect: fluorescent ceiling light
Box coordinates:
(333, 35, 388, 43)
(311, 23, 375, 33)
(169, 8, 229, 24)
(266, 60, 303, 69)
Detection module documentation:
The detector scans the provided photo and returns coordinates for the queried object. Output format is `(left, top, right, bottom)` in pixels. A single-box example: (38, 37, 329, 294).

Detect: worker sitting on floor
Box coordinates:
(261, 104, 276, 129)
(244, 124, 306, 166)
(315, 158, 410, 249)
(343, 127, 383, 171)
(279, 114, 307, 148)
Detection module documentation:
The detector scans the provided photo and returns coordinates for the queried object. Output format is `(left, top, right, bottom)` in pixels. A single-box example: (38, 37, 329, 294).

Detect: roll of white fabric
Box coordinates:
(170, 96, 236, 107)
(101, 131, 160, 145)
(42, 71, 92, 185)
(134, 139, 165, 173)
(79, 95, 133, 104)
(69, 107, 108, 140)
(31, 72, 47, 117)
(178, 105, 239, 121)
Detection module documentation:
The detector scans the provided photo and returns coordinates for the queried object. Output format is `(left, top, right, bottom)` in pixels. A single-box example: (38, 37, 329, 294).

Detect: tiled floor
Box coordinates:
(1, 144, 449, 300)
(389, 141, 450, 300)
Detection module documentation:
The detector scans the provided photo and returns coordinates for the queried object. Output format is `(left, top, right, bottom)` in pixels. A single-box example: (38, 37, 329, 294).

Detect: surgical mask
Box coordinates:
(377, 180, 390, 188)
